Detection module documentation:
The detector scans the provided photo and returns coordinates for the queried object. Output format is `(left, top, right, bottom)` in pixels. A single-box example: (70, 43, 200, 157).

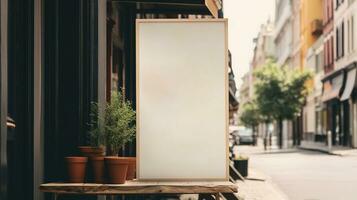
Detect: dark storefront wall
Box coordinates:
(43, 0, 105, 184)
(322, 71, 352, 147)
(43, 0, 107, 199)
(325, 67, 357, 147)
(326, 99, 350, 146)
(350, 73, 357, 147)
(341, 101, 350, 146)
(331, 101, 341, 145)
(1, 0, 43, 199)
(6, 0, 34, 199)
(1, 0, 105, 199)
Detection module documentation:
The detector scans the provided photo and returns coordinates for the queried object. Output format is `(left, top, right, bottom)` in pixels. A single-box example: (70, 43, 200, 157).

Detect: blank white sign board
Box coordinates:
(136, 19, 228, 180)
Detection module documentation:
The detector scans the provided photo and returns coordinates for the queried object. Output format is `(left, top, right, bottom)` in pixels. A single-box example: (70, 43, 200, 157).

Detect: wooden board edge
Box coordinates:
(136, 19, 141, 180)
(135, 18, 228, 23)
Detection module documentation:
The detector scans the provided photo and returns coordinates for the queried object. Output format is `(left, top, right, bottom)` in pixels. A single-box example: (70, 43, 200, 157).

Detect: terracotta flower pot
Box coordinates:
(78, 146, 105, 157)
(65, 157, 88, 183)
(125, 157, 136, 180)
(91, 147, 106, 157)
(105, 157, 129, 184)
(90, 156, 105, 183)
(78, 146, 93, 157)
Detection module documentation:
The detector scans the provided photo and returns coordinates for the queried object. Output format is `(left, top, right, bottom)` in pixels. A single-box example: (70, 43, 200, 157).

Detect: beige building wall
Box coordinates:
(291, 0, 301, 69)
(248, 19, 275, 138)
(274, 0, 294, 147)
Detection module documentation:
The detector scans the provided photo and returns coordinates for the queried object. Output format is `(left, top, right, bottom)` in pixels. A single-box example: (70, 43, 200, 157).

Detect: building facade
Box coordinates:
(300, 0, 324, 143)
(300, 0, 323, 69)
(249, 19, 275, 138)
(304, 36, 325, 143)
(320, 0, 357, 147)
(334, 0, 356, 146)
(245, 0, 356, 149)
(252, 20, 276, 71)
(290, 0, 304, 146)
(291, 0, 301, 69)
(321, 0, 335, 146)
(229, 51, 240, 125)
(238, 72, 252, 111)
(274, 0, 294, 148)
(274, 0, 293, 67)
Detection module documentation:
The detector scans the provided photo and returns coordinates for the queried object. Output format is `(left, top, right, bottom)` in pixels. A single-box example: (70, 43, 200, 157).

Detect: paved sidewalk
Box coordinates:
(235, 168, 288, 200)
(299, 141, 357, 156)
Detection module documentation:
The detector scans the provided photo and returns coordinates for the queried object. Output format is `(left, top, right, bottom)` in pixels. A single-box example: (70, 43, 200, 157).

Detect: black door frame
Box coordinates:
(342, 100, 350, 146)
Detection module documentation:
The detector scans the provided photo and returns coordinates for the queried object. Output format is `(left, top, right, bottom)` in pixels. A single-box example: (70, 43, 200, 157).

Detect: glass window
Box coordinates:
(316, 51, 324, 72)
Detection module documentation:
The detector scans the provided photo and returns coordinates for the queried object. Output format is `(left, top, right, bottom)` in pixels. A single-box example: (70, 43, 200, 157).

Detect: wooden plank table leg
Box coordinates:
(199, 194, 215, 200)
(215, 193, 220, 200)
(53, 193, 58, 200)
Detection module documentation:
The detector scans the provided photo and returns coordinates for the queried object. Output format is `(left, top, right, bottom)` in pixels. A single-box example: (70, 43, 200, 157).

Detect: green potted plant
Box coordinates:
(233, 155, 249, 177)
(78, 103, 106, 157)
(85, 102, 106, 183)
(66, 104, 106, 183)
(104, 91, 136, 184)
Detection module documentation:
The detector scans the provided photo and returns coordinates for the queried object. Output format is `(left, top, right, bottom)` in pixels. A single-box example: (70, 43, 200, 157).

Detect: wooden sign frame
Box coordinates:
(136, 19, 229, 181)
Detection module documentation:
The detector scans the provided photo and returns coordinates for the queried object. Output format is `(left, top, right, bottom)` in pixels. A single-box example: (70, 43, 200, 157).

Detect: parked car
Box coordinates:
(229, 126, 240, 145)
(238, 128, 254, 145)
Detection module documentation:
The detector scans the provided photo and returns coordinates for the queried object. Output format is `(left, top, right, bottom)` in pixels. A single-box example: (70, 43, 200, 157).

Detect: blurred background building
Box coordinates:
(239, 0, 357, 150)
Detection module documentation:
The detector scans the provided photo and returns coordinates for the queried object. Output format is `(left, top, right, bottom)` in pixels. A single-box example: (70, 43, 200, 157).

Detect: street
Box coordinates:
(236, 145, 357, 200)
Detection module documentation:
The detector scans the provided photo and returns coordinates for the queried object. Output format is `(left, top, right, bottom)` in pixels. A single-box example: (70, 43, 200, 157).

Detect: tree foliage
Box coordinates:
(254, 59, 312, 122)
(240, 101, 260, 129)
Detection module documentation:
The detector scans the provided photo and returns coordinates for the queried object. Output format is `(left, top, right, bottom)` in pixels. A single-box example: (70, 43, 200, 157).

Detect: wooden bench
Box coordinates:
(40, 181, 238, 200)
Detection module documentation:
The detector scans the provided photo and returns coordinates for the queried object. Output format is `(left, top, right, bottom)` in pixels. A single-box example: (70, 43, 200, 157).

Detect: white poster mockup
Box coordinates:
(136, 19, 228, 180)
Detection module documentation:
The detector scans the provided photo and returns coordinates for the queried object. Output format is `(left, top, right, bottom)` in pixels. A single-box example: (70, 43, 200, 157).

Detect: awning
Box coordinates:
(113, 0, 221, 18)
(340, 68, 357, 101)
(322, 74, 343, 102)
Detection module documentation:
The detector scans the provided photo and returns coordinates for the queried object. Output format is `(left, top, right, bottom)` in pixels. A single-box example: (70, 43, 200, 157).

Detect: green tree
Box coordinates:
(254, 59, 312, 148)
(240, 101, 260, 134)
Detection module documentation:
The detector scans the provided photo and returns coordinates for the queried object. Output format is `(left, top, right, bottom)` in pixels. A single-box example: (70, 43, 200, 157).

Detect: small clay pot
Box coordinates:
(91, 147, 106, 157)
(78, 146, 93, 157)
(65, 157, 88, 183)
(78, 146, 105, 157)
(125, 157, 136, 180)
(90, 156, 105, 183)
(105, 157, 129, 184)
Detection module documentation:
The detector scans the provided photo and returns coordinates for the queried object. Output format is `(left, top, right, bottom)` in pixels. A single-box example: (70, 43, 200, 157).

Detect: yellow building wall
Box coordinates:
(300, 0, 323, 89)
(300, 0, 323, 68)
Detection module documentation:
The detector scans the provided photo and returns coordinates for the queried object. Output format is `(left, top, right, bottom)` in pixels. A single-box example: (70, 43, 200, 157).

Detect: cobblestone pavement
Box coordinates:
(181, 164, 288, 200)
(235, 144, 357, 200)
(235, 168, 289, 200)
